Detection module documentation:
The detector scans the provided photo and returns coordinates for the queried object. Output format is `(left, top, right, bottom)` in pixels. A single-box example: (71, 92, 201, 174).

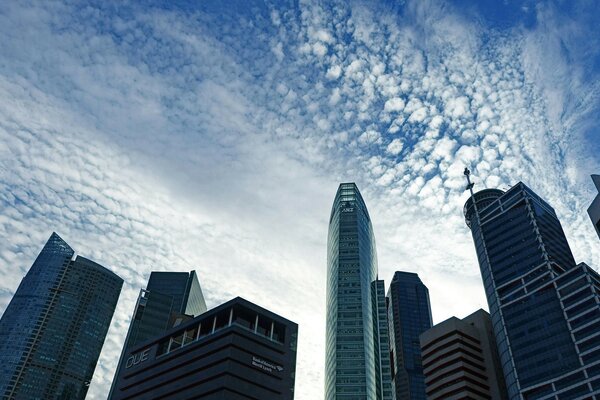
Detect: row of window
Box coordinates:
(156, 305, 287, 357)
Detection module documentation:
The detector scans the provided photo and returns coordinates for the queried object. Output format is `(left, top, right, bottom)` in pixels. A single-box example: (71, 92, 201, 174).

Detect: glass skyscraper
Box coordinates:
(386, 271, 432, 400)
(119, 271, 206, 353)
(325, 182, 392, 400)
(464, 180, 600, 399)
(0, 232, 123, 400)
(108, 271, 207, 399)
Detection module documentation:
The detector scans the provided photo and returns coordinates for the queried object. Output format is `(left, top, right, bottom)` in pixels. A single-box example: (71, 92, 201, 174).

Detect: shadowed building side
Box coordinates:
(386, 271, 432, 400)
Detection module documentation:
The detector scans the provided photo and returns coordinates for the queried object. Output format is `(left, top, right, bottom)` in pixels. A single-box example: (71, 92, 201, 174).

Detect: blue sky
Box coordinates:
(1, 1, 599, 398)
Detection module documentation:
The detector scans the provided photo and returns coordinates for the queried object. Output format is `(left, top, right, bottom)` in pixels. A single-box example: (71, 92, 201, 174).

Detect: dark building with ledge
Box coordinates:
(464, 180, 600, 399)
(110, 297, 298, 400)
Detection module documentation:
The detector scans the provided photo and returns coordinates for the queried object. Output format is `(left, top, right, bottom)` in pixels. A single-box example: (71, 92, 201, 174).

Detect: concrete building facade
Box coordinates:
(420, 309, 507, 400)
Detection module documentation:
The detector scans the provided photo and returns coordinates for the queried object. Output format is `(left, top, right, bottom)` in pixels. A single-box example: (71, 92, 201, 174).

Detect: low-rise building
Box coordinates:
(419, 309, 507, 400)
(110, 297, 298, 400)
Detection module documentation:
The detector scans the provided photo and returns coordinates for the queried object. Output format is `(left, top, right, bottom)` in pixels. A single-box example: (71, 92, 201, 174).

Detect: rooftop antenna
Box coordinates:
(464, 167, 475, 194)
(464, 167, 481, 224)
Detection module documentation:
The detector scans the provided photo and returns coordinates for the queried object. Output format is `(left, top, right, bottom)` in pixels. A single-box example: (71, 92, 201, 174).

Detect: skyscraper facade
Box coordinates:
(373, 280, 393, 400)
(464, 180, 600, 399)
(125, 271, 207, 352)
(0, 232, 123, 400)
(109, 271, 207, 399)
(325, 182, 391, 399)
(419, 309, 507, 400)
(386, 271, 432, 400)
(588, 174, 600, 240)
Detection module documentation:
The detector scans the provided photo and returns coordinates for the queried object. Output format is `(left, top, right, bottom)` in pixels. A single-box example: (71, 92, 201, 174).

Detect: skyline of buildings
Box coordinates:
(0, 232, 123, 400)
(2, 0, 598, 398)
(464, 177, 600, 398)
(386, 271, 432, 400)
(0, 176, 598, 399)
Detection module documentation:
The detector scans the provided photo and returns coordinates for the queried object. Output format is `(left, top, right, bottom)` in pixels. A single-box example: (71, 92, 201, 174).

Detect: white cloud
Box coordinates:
(384, 97, 405, 112)
(386, 138, 404, 155)
(326, 64, 342, 80)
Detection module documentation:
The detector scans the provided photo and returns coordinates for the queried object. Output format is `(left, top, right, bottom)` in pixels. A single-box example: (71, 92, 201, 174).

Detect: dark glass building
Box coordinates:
(464, 181, 600, 399)
(386, 271, 432, 400)
(123, 271, 207, 352)
(0, 232, 123, 400)
(109, 271, 207, 399)
(325, 182, 392, 400)
(589, 174, 600, 240)
(110, 297, 298, 400)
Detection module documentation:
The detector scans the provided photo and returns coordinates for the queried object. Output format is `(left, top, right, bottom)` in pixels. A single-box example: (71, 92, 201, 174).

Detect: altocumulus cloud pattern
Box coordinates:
(0, 1, 599, 399)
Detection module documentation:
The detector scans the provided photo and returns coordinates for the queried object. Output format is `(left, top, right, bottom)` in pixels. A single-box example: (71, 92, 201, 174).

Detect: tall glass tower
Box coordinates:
(464, 178, 600, 399)
(122, 271, 207, 353)
(0, 232, 123, 400)
(325, 182, 391, 400)
(108, 271, 207, 399)
(386, 271, 432, 400)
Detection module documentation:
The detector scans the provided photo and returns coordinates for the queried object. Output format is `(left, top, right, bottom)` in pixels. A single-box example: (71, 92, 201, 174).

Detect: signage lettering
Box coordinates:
(251, 356, 283, 373)
(125, 348, 150, 369)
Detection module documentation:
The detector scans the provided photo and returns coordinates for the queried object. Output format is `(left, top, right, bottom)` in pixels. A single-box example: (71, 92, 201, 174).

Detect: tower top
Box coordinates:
(592, 175, 600, 191)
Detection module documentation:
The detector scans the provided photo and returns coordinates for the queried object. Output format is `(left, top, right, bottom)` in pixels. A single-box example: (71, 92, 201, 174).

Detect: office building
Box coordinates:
(0, 232, 123, 400)
(373, 280, 394, 400)
(122, 271, 206, 353)
(110, 297, 298, 400)
(589, 174, 600, 240)
(109, 271, 207, 398)
(420, 309, 507, 400)
(463, 176, 600, 399)
(325, 182, 392, 399)
(386, 271, 432, 400)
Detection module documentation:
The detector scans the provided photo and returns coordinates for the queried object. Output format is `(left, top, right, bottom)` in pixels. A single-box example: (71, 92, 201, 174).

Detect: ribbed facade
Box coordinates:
(464, 182, 600, 399)
(325, 182, 389, 399)
(420, 309, 507, 400)
(111, 297, 298, 400)
(0, 232, 123, 400)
